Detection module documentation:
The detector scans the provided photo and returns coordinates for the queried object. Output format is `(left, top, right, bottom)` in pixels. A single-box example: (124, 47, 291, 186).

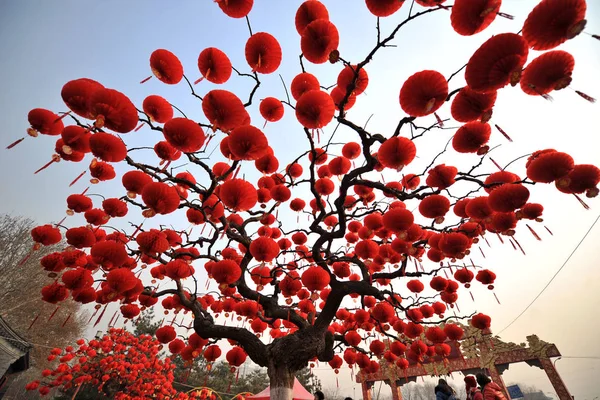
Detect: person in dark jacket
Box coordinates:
(476, 373, 507, 400)
(434, 379, 456, 400)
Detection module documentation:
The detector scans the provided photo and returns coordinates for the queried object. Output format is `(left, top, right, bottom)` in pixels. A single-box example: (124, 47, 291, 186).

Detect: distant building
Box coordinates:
(0, 316, 32, 399)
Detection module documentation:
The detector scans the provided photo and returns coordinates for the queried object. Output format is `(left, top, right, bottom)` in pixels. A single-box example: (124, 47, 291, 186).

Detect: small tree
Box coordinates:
(9, 1, 599, 400)
(0, 214, 86, 399)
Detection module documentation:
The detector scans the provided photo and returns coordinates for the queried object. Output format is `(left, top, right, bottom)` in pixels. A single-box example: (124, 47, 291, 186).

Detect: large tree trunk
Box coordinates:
(267, 362, 296, 400)
(264, 327, 333, 400)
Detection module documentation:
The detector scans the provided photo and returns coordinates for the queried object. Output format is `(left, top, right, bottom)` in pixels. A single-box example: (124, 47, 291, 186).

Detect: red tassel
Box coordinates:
(28, 313, 40, 330)
(479, 247, 486, 258)
(443, 270, 449, 279)
(54, 111, 72, 123)
(496, 233, 504, 244)
(513, 236, 526, 255)
(493, 292, 501, 305)
(233, 165, 241, 179)
(69, 170, 87, 187)
(34, 158, 58, 174)
(18, 248, 35, 266)
(48, 306, 60, 322)
(484, 236, 491, 247)
(140, 76, 152, 84)
(545, 225, 554, 236)
(526, 224, 542, 241)
(575, 90, 596, 103)
(134, 123, 144, 132)
(573, 193, 590, 209)
(55, 216, 67, 227)
(494, 125, 513, 142)
(434, 112, 444, 127)
(470, 291, 475, 301)
(61, 313, 72, 327)
(509, 238, 517, 250)
(336, 376, 339, 388)
(6, 137, 25, 149)
(194, 76, 204, 85)
(455, 302, 461, 313)
(236, 368, 240, 383)
(470, 258, 475, 268)
(107, 310, 119, 327)
(88, 308, 99, 324)
(93, 305, 108, 327)
(497, 11, 514, 19)
(489, 157, 503, 171)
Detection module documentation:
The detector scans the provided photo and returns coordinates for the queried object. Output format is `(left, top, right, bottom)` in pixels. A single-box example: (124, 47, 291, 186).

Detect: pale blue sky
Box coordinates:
(1, 1, 600, 398)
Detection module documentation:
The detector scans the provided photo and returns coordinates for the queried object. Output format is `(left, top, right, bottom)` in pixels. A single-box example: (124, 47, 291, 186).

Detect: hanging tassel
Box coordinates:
(140, 76, 152, 84)
(496, 233, 504, 244)
(484, 236, 491, 247)
(194, 76, 205, 85)
(455, 303, 461, 313)
(107, 310, 119, 327)
(493, 292, 501, 305)
(47, 306, 60, 322)
(134, 123, 144, 132)
(545, 225, 554, 236)
(494, 125, 513, 142)
(233, 165, 241, 179)
(6, 137, 25, 149)
(526, 224, 542, 241)
(236, 368, 240, 383)
(88, 307, 100, 324)
(575, 90, 596, 103)
(443, 270, 449, 279)
(434, 112, 444, 127)
(68, 170, 87, 188)
(470, 291, 475, 302)
(479, 247, 486, 258)
(489, 157, 503, 171)
(113, 314, 120, 328)
(18, 248, 35, 266)
(573, 194, 590, 210)
(317, 129, 321, 144)
(34, 156, 60, 174)
(28, 313, 41, 330)
(513, 237, 526, 255)
(93, 304, 108, 327)
(336, 376, 339, 388)
(470, 258, 476, 268)
(61, 313, 72, 327)
(497, 11, 514, 19)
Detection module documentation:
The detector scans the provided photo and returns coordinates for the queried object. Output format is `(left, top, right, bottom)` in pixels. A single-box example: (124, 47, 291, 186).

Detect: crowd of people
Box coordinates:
(312, 372, 507, 400)
(435, 373, 507, 400)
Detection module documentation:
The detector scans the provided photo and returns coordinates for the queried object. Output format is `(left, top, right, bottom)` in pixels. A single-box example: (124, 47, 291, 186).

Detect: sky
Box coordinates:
(1, 0, 600, 399)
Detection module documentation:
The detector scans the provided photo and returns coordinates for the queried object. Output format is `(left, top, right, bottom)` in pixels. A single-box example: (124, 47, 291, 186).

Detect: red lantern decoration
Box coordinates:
(399, 70, 448, 117)
(522, 0, 587, 51)
(245, 32, 282, 74)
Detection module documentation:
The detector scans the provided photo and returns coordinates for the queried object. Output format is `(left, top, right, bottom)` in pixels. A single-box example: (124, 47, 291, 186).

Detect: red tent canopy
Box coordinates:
(248, 378, 314, 400)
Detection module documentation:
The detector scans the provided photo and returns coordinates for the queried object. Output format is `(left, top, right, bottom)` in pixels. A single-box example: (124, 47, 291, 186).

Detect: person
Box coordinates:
(434, 378, 456, 400)
(465, 375, 483, 400)
(344, 398, 353, 400)
(476, 373, 507, 400)
(314, 390, 324, 400)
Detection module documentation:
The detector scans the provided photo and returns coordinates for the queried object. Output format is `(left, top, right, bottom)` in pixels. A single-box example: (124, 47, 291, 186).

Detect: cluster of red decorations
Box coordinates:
(26, 328, 184, 399)
(11, 0, 600, 389)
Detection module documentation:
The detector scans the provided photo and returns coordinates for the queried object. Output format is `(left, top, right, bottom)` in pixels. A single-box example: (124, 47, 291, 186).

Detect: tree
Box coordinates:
(296, 367, 322, 394)
(7, 1, 599, 400)
(133, 308, 162, 337)
(0, 214, 86, 399)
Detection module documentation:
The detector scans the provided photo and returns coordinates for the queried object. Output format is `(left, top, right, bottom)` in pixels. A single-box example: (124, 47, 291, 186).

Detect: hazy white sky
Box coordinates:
(1, 1, 600, 399)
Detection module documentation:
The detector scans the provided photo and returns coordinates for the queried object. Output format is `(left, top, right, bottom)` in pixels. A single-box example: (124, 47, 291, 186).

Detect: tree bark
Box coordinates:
(267, 363, 295, 400)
